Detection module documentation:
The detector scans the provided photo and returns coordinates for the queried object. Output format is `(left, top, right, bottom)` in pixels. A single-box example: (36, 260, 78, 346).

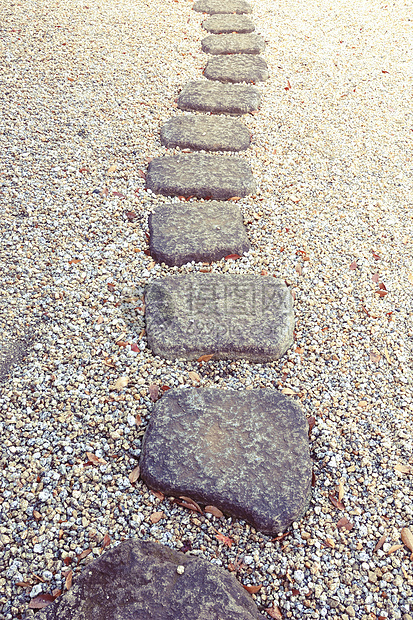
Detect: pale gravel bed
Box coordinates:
(1, 0, 413, 619)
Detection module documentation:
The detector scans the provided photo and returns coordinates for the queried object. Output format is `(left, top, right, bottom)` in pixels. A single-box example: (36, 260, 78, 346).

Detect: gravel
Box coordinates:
(1, 0, 413, 619)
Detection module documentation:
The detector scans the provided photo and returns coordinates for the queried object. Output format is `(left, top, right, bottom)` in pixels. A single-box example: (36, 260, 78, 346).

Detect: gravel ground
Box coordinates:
(1, 0, 413, 618)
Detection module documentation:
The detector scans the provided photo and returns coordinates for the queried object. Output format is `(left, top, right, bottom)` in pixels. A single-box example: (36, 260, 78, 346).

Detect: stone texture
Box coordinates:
(149, 201, 250, 267)
(160, 115, 251, 151)
(144, 274, 294, 361)
(140, 389, 312, 535)
(34, 539, 262, 620)
(202, 14, 256, 33)
(145, 154, 255, 200)
(0, 335, 32, 384)
(201, 33, 265, 55)
(177, 81, 260, 115)
(193, 0, 252, 15)
(204, 55, 269, 83)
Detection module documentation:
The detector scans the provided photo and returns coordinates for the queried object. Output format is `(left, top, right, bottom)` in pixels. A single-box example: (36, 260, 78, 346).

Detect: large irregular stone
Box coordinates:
(34, 539, 262, 620)
(178, 81, 260, 115)
(145, 274, 294, 361)
(160, 115, 251, 151)
(202, 14, 256, 33)
(149, 201, 250, 267)
(201, 33, 265, 55)
(146, 154, 255, 200)
(140, 389, 312, 535)
(193, 0, 252, 15)
(204, 55, 269, 83)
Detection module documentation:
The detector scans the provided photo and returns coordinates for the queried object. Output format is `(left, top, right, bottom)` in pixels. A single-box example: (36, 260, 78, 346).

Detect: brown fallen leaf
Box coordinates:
(65, 570, 73, 591)
(178, 496, 202, 513)
(148, 384, 160, 402)
(107, 164, 117, 174)
(86, 452, 107, 466)
(281, 388, 296, 396)
(33, 510, 42, 521)
(197, 354, 214, 363)
(243, 584, 262, 594)
(387, 544, 403, 556)
(307, 416, 316, 435)
(150, 511, 164, 524)
(96, 315, 104, 325)
(188, 371, 201, 384)
(224, 254, 241, 260)
(110, 376, 128, 391)
(329, 494, 345, 511)
(137, 169, 146, 179)
(16, 582, 32, 588)
(324, 538, 335, 549)
(395, 464, 413, 475)
(401, 527, 413, 558)
(150, 489, 165, 501)
(338, 480, 345, 502)
(129, 465, 140, 484)
(215, 532, 233, 547)
(374, 534, 387, 553)
(204, 505, 224, 518)
(28, 594, 56, 610)
(370, 351, 381, 365)
(349, 261, 358, 270)
(77, 549, 92, 562)
(101, 533, 111, 551)
(266, 604, 283, 619)
(336, 517, 353, 531)
(52, 588, 62, 598)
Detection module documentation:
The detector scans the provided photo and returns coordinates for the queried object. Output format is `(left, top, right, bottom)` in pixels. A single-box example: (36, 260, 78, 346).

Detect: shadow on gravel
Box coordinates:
(0, 332, 35, 385)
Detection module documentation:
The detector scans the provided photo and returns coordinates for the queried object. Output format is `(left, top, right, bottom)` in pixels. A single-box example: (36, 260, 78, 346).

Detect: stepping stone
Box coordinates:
(160, 115, 251, 151)
(145, 274, 294, 361)
(149, 201, 250, 267)
(201, 33, 265, 55)
(35, 539, 262, 620)
(177, 81, 260, 115)
(193, 0, 252, 15)
(202, 14, 256, 33)
(204, 55, 269, 83)
(140, 389, 312, 535)
(146, 154, 255, 200)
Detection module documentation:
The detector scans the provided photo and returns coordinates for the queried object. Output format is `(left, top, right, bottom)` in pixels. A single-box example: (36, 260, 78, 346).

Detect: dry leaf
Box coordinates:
(307, 416, 316, 435)
(33, 510, 42, 521)
(324, 538, 335, 549)
(266, 604, 283, 619)
(197, 354, 214, 363)
(224, 254, 241, 260)
(96, 315, 104, 325)
(188, 371, 201, 384)
(338, 480, 345, 502)
(101, 533, 111, 551)
(215, 532, 233, 547)
(129, 465, 140, 484)
(77, 549, 92, 561)
(65, 570, 73, 591)
(395, 464, 412, 475)
(135, 413, 142, 426)
(148, 384, 160, 402)
(349, 261, 358, 270)
(150, 511, 164, 524)
(150, 489, 165, 501)
(111, 376, 128, 391)
(178, 496, 202, 513)
(387, 544, 403, 555)
(86, 452, 107, 466)
(329, 495, 345, 510)
(243, 584, 262, 594)
(204, 505, 224, 518)
(370, 352, 381, 365)
(374, 534, 387, 552)
(336, 517, 353, 531)
(137, 169, 146, 179)
(28, 594, 55, 610)
(401, 527, 413, 558)
(107, 164, 117, 174)
(383, 347, 392, 364)
(281, 388, 296, 395)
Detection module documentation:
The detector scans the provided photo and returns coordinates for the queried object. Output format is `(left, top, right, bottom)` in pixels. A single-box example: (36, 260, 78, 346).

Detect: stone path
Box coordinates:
(193, 0, 253, 14)
(202, 14, 256, 33)
(177, 80, 261, 114)
(201, 33, 265, 54)
(160, 115, 251, 151)
(204, 55, 269, 83)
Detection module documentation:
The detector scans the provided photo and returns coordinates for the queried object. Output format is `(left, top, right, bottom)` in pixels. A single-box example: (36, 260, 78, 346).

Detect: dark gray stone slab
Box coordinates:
(140, 389, 312, 535)
(144, 274, 294, 361)
(33, 539, 262, 620)
(202, 14, 256, 33)
(160, 115, 251, 151)
(178, 81, 260, 115)
(149, 201, 250, 267)
(202, 33, 265, 55)
(146, 154, 255, 200)
(204, 55, 269, 83)
(193, 0, 252, 15)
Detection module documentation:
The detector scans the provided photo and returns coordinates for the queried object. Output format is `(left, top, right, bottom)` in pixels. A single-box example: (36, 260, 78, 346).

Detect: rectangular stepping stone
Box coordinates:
(193, 0, 252, 15)
(202, 14, 256, 33)
(204, 55, 269, 83)
(177, 81, 260, 115)
(146, 154, 255, 200)
(140, 388, 312, 535)
(160, 115, 251, 152)
(149, 201, 250, 266)
(145, 274, 294, 361)
(201, 33, 265, 55)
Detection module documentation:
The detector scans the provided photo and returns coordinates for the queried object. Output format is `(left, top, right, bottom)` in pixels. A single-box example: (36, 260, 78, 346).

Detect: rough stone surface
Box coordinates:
(193, 0, 252, 15)
(140, 389, 312, 535)
(145, 154, 255, 200)
(202, 14, 256, 33)
(160, 115, 251, 151)
(0, 335, 32, 384)
(201, 33, 265, 55)
(144, 274, 294, 361)
(204, 55, 269, 83)
(33, 539, 262, 620)
(177, 81, 260, 115)
(149, 201, 250, 267)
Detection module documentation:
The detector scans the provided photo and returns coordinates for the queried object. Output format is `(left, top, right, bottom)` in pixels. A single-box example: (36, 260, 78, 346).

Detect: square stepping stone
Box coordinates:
(140, 388, 312, 535)
(149, 201, 250, 267)
(204, 55, 269, 83)
(201, 33, 265, 55)
(160, 115, 251, 152)
(193, 0, 252, 15)
(177, 81, 261, 115)
(202, 14, 256, 33)
(145, 154, 255, 200)
(145, 274, 294, 361)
